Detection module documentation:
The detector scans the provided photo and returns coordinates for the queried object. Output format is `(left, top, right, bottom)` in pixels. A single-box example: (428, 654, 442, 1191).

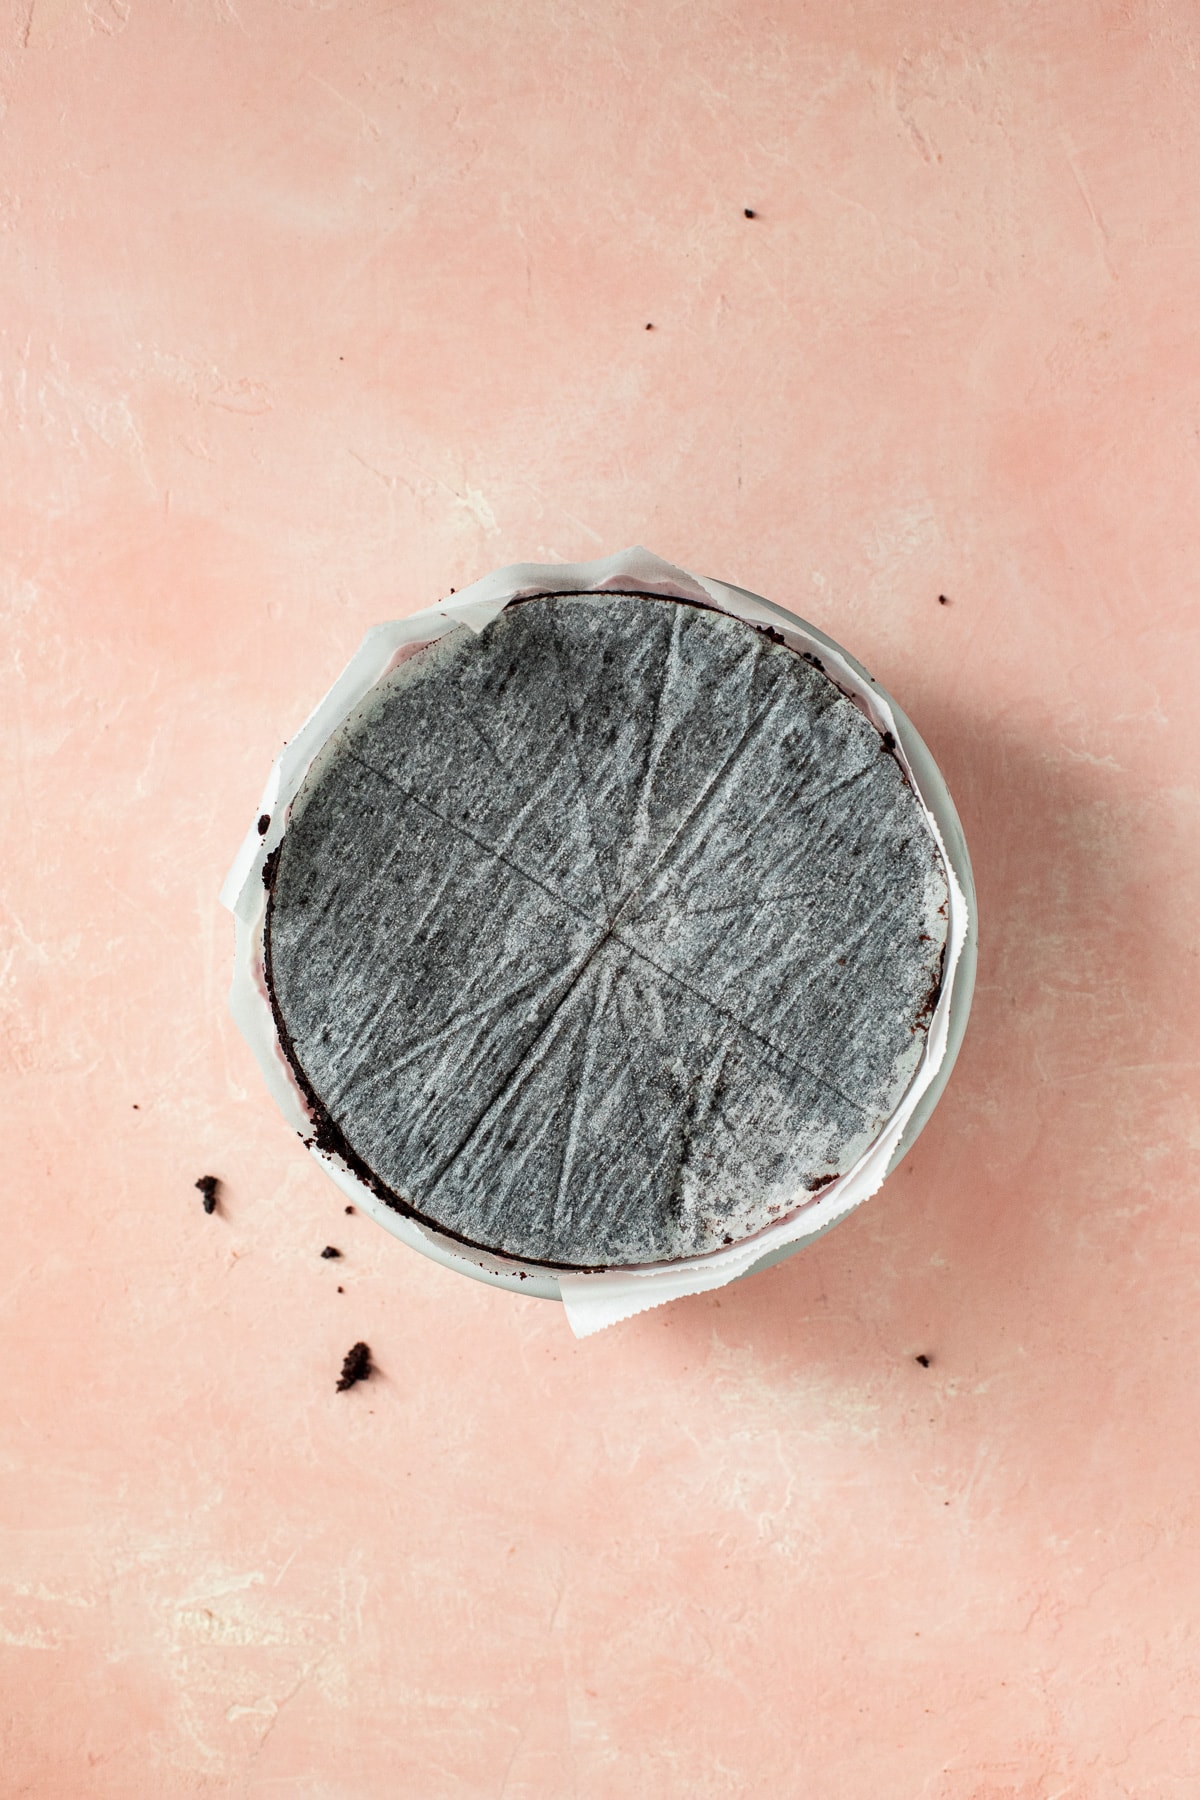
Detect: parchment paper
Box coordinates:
(222, 548, 970, 1337)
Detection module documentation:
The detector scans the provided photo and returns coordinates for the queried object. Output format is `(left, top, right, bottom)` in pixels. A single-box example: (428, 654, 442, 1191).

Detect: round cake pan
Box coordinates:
(223, 552, 975, 1309)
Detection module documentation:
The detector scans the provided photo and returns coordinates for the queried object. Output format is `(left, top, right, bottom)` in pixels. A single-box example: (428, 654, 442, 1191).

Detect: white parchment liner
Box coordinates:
(222, 548, 971, 1337)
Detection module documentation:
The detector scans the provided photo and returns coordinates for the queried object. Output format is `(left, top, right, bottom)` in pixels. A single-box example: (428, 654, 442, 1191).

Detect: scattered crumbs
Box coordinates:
(344, 1205, 354, 1214)
(195, 1175, 219, 1215)
(257, 813, 270, 836)
(336, 1341, 372, 1390)
(915, 1353, 931, 1367)
(938, 594, 951, 606)
(321, 1245, 341, 1259)
(743, 207, 757, 218)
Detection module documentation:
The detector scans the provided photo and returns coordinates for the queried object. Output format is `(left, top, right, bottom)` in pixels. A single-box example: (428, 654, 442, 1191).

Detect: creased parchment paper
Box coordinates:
(223, 548, 970, 1338)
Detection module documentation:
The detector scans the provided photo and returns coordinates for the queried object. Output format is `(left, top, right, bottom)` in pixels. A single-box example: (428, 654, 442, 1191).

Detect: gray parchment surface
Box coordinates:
(266, 593, 949, 1267)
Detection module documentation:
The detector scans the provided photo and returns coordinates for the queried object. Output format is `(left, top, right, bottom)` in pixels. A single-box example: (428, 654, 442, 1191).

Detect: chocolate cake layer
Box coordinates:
(265, 592, 949, 1268)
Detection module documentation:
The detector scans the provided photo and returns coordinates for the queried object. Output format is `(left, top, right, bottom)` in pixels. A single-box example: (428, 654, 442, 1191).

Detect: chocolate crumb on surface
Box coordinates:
(257, 813, 271, 835)
(916, 1353, 932, 1367)
(321, 1245, 341, 1259)
(743, 207, 756, 217)
(336, 1341, 372, 1390)
(344, 1205, 354, 1214)
(194, 1175, 219, 1215)
(938, 594, 950, 606)
(266, 592, 949, 1270)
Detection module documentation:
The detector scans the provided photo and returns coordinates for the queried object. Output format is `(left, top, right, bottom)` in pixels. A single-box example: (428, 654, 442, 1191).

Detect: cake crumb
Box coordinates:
(336, 1342, 372, 1390)
(321, 1245, 341, 1259)
(195, 1175, 219, 1215)
(257, 813, 271, 835)
(743, 207, 757, 218)
(915, 1353, 931, 1367)
(938, 594, 951, 606)
(344, 1205, 354, 1214)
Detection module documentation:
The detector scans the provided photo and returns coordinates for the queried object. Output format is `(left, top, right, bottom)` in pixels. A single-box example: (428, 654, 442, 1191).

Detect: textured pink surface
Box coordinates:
(3, 2, 1199, 1795)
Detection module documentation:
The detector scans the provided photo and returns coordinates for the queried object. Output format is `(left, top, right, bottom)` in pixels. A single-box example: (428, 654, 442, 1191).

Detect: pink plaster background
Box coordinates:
(3, 2, 1199, 1795)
